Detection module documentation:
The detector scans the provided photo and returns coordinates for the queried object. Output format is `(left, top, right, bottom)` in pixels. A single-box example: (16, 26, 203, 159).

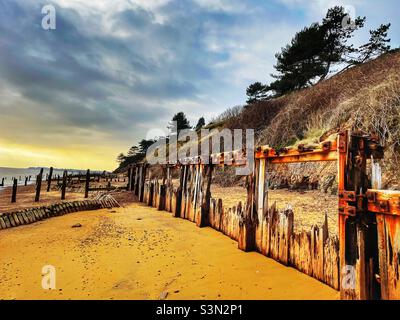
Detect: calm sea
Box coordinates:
(0, 167, 85, 190)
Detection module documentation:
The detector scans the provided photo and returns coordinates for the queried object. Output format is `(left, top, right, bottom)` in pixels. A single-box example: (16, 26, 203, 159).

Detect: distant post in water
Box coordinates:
(84, 169, 90, 198)
(47, 166, 53, 192)
(61, 170, 67, 200)
(11, 178, 17, 203)
(35, 168, 44, 202)
(24, 176, 28, 186)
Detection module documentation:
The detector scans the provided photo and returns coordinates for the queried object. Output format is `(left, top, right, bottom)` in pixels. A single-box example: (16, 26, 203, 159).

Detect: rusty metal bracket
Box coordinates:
(339, 204, 357, 217)
(339, 190, 356, 202)
(367, 190, 400, 216)
(338, 131, 348, 153)
(322, 141, 332, 151)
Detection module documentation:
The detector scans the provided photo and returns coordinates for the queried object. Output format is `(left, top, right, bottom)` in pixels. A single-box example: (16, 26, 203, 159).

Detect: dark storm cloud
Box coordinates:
(0, 0, 398, 148)
(0, 0, 210, 135)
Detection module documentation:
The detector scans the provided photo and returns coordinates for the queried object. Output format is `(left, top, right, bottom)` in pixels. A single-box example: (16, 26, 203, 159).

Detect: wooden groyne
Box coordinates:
(0, 197, 120, 230)
(1, 169, 126, 204)
(129, 130, 400, 300)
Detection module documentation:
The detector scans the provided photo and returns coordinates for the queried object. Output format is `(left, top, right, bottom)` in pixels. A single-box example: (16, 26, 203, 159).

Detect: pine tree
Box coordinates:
(263, 6, 390, 97)
(168, 112, 191, 134)
(357, 24, 391, 64)
(195, 117, 206, 131)
(246, 82, 268, 104)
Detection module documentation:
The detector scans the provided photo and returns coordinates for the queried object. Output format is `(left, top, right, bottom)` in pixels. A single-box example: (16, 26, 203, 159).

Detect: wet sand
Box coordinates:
(0, 203, 338, 300)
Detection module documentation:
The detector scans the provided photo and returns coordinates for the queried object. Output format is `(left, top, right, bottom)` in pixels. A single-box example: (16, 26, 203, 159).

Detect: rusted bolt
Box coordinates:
(355, 155, 363, 167)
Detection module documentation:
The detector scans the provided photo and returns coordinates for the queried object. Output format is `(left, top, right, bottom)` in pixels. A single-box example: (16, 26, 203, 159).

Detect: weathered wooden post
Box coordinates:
(130, 166, 135, 192)
(178, 165, 189, 218)
(1, 177, 5, 186)
(35, 168, 43, 202)
(138, 164, 147, 202)
(133, 166, 139, 195)
(173, 165, 185, 218)
(11, 178, 17, 203)
(196, 163, 213, 227)
(238, 161, 256, 252)
(61, 170, 67, 200)
(127, 167, 132, 191)
(84, 169, 90, 198)
(338, 131, 382, 300)
(47, 167, 53, 192)
(252, 154, 272, 256)
(24, 176, 28, 186)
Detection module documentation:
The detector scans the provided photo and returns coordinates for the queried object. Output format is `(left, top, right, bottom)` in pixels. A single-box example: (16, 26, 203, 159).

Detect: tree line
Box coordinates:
(116, 112, 206, 170)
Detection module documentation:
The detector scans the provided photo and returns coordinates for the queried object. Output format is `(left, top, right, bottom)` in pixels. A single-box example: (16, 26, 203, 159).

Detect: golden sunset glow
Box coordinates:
(0, 141, 126, 171)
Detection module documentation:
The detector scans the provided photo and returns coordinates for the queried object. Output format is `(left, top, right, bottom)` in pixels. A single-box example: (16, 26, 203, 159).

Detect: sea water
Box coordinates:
(0, 167, 84, 190)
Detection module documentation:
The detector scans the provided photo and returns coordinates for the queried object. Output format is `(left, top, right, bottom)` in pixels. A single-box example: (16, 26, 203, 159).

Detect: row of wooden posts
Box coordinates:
(0, 176, 32, 188)
(8, 168, 123, 204)
(127, 130, 400, 300)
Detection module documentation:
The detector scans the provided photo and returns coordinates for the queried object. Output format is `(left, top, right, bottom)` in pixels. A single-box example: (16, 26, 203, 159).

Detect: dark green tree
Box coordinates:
(246, 82, 269, 104)
(138, 139, 156, 154)
(168, 112, 191, 134)
(270, 23, 327, 94)
(318, 6, 366, 79)
(116, 153, 126, 164)
(127, 145, 139, 157)
(357, 24, 391, 64)
(265, 6, 385, 96)
(195, 117, 206, 131)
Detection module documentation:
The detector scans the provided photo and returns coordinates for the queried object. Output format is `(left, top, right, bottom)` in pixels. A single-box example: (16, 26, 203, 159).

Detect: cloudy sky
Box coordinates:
(0, 0, 398, 170)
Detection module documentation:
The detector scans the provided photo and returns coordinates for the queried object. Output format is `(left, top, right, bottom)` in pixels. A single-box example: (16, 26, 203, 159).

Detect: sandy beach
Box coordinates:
(0, 202, 338, 300)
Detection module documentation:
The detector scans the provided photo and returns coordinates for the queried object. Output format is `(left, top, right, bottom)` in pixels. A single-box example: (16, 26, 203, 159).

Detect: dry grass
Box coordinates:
(210, 185, 338, 235)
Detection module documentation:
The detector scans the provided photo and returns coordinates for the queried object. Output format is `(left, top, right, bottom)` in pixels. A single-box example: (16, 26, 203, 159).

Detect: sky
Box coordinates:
(0, 0, 398, 170)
